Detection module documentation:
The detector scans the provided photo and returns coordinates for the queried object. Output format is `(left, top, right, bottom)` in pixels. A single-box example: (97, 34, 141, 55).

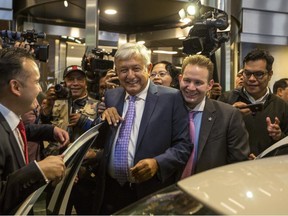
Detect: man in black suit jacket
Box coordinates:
(178, 54, 250, 176)
(91, 43, 191, 214)
(0, 48, 69, 214)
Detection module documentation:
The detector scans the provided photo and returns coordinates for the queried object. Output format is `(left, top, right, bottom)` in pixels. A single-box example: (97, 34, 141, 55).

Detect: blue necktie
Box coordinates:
(114, 96, 136, 185)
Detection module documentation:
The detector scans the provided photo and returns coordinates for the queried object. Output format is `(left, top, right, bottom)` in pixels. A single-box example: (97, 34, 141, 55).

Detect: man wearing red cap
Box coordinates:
(40, 65, 101, 214)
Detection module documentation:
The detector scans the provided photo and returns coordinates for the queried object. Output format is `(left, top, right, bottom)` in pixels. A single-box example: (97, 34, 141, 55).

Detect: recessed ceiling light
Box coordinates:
(64, 0, 68, 7)
(105, 9, 117, 15)
(153, 50, 178, 55)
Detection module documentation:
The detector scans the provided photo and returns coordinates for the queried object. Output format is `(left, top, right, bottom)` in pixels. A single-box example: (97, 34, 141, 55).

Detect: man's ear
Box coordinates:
(277, 87, 283, 97)
(9, 79, 22, 96)
(147, 63, 153, 73)
(178, 74, 183, 82)
(268, 70, 273, 81)
(207, 79, 214, 90)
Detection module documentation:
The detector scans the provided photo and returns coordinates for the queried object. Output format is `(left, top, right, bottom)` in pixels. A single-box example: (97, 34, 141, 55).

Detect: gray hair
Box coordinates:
(114, 43, 151, 66)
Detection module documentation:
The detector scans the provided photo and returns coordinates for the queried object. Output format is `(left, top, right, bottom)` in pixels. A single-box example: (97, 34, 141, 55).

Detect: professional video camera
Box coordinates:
(181, 6, 230, 56)
(82, 48, 116, 99)
(0, 29, 49, 62)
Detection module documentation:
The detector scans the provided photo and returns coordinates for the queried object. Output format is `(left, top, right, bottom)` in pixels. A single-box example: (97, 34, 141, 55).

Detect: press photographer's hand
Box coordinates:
(105, 69, 120, 88)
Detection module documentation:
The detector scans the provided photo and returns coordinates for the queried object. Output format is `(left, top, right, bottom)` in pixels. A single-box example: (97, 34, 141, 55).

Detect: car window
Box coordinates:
(257, 136, 288, 159)
(261, 144, 288, 158)
(114, 184, 217, 215)
(15, 123, 103, 215)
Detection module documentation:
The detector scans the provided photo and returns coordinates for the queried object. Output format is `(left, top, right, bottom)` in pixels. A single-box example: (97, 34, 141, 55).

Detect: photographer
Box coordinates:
(40, 65, 102, 214)
(40, 65, 100, 142)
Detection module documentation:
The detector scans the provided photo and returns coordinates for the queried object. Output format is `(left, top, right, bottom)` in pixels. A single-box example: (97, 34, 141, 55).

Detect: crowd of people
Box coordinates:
(0, 42, 288, 215)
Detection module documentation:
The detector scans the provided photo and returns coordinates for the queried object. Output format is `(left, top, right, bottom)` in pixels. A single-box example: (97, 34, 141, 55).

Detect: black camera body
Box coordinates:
(0, 29, 49, 62)
(181, 7, 229, 57)
(82, 48, 116, 99)
(55, 83, 70, 99)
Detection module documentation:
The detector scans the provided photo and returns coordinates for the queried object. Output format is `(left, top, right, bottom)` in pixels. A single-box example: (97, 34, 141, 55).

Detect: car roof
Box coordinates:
(177, 155, 288, 215)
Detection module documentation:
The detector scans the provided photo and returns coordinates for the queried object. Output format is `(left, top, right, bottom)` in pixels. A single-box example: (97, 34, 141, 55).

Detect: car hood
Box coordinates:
(178, 155, 288, 215)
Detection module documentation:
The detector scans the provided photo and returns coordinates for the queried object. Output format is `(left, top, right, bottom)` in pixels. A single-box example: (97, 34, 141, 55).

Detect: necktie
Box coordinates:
(181, 111, 196, 179)
(114, 96, 136, 185)
(17, 120, 29, 164)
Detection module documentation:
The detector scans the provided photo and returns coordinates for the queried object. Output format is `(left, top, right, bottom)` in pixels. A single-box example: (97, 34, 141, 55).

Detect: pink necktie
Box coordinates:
(114, 96, 136, 185)
(17, 120, 29, 164)
(181, 111, 195, 179)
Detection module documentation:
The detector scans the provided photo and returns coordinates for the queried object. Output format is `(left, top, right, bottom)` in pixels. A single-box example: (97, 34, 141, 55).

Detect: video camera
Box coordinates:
(82, 48, 115, 72)
(181, 7, 230, 56)
(82, 48, 116, 99)
(0, 29, 49, 62)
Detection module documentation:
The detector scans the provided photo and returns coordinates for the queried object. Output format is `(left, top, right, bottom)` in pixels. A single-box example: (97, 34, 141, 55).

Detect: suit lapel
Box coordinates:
(106, 88, 126, 151)
(136, 83, 158, 149)
(0, 113, 26, 167)
(197, 98, 216, 159)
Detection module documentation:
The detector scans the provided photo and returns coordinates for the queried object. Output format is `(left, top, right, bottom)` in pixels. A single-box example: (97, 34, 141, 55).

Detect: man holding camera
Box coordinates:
(40, 65, 101, 214)
(41, 65, 99, 142)
(218, 48, 288, 157)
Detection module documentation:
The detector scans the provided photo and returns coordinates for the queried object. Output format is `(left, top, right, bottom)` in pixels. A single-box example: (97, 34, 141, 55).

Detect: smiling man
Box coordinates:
(90, 43, 191, 214)
(41, 65, 99, 142)
(40, 65, 100, 214)
(178, 54, 249, 178)
(219, 49, 288, 156)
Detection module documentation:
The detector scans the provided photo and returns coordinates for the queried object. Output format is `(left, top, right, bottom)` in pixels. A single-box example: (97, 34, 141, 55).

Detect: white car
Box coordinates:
(115, 155, 288, 215)
(15, 133, 288, 215)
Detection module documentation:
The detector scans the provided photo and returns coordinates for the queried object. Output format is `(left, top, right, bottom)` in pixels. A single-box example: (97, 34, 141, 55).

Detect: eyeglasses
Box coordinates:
(150, 71, 170, 78)
(243, 70, 268, 79)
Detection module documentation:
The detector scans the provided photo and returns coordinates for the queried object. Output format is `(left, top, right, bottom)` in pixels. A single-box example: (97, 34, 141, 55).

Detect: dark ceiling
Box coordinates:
(13, 0, 189, 34)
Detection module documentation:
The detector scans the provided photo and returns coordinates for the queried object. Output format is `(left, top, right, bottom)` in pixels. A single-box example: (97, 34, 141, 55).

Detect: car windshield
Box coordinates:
(114, 184, 217, 215)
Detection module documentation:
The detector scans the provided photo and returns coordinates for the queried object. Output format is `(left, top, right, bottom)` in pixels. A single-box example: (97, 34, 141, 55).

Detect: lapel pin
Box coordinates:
(208, 117, 212, 121)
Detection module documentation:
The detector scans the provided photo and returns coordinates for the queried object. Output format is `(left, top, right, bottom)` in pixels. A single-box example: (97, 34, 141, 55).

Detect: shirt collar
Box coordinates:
(186, 96, 206, 112)
(243, 87, 270, 103)
(125, 79, 150, 101)
(0, 103, 21, 130)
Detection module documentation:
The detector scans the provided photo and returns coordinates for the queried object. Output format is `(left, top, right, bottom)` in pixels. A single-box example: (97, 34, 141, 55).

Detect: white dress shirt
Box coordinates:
(108, 80, 150, 181)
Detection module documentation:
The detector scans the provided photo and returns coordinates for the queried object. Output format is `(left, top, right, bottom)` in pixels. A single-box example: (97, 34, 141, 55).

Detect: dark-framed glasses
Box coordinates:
(243, 70, 268, 79)
(150, 71, 170, 78)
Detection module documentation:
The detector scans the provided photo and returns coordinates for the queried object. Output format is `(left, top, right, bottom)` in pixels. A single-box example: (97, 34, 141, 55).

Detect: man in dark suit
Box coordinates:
(91, 43, 191, 214)
(0, 47, 69, 214)
(178, 54, 250, 176)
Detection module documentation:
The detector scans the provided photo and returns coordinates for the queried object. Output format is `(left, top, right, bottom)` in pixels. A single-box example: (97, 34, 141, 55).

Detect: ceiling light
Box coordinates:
(178, 36, 186, 40)
(105, 9, 117, 15)
(137, 41, 145, 45)
(153, 50, 178, 55)
(178, 8, 186, 20)
(64, 0, 68, 7)
(187, 4, 196, 16)
(180, 18, 191, 23)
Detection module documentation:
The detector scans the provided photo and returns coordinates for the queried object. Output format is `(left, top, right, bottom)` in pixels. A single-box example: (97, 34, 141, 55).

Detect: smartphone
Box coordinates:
(239, 103, 264, 112)
(111, 76, 120, 85)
